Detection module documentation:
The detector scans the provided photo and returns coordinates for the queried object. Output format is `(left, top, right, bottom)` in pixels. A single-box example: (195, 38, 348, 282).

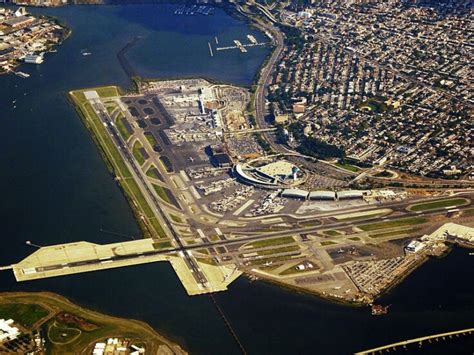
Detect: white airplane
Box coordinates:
(189, 157, 195, 162)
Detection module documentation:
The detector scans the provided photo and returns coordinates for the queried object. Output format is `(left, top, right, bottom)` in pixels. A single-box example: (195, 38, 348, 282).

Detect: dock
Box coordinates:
(6, 239, 241, 296)
(208, 42, 214, 57)
(216, 41, 268, 52)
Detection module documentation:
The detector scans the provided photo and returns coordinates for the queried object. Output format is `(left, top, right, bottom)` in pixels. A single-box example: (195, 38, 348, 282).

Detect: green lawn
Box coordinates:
(246, 236, 295, 249)
(152, 184, 172, 204)
(154, 241, 173, 249)
(256, 245, 299, 256)
(321, 241, 336, 246)
(323, 230, 342, 237)
(369, 227, 422, 239)
(336, 213, 387, 222)
(169, 214, 182, 223)
(0, 303, 49, 328)
(144, 132, 158, 146)
(47, 320, 81, 344)
(148, 218, 167, 239)
(335, 162, 360, 172)
(95, 86, 119, 98)
(115, 115, 132, 141)
(360, 217, 427, 232)
(409, 198, 468, 212)
(132, 141, 146, 166)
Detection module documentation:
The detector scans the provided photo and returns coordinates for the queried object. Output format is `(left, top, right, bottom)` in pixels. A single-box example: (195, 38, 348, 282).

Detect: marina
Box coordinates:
(208, 34, 269, 55)
(174, 5, 214, 16)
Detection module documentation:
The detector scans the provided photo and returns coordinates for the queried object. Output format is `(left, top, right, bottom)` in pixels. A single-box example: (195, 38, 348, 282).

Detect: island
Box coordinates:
(0, 291, 187, 354)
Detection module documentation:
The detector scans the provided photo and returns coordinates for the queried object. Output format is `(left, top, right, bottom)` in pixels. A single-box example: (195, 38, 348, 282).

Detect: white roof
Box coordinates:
(282, 188, 309, 198)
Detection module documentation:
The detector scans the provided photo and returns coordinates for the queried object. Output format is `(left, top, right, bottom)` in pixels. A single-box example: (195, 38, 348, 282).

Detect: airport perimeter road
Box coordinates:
(90, 100, 209, 288)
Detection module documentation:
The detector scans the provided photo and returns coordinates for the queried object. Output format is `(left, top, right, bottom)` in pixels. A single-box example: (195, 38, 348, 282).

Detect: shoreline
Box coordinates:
(0, 291, 188, 354)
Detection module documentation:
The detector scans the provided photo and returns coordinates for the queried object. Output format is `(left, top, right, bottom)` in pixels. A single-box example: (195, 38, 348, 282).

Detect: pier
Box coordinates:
(355, 328, 474, 354)
(208, 42, 214, 57)
(216, 42, 268, 53)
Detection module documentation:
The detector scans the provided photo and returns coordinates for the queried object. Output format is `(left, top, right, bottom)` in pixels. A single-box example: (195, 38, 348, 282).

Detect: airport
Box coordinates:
(2, 79, 473, 305)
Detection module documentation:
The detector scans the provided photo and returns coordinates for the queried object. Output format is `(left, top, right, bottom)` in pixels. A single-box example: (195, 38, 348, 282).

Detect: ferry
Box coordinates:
(371, 304, 390, 316)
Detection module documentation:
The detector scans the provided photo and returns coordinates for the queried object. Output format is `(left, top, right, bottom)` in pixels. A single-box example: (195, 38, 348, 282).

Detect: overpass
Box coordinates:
(355, 328, 474, 354)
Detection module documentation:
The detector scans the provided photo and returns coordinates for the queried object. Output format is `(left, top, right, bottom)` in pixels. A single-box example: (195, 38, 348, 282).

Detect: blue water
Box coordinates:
(0, 4, 472, 355)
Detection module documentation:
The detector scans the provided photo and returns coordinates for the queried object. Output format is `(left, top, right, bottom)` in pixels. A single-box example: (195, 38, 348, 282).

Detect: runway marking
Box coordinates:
(233, 199, 254, 216)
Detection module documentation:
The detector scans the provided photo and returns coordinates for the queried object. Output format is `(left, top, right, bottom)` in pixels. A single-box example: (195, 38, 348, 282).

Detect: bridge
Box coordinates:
(355, 328, 474, 354)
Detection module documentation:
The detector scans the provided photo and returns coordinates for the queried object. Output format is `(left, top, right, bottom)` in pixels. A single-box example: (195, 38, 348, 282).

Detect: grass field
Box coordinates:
(144, 132, 158, 146)
(132, 141, 146, 166)
(153, 184, 172, 204)
(409, 198, 468, 212)
(369, 227, 422, 239)
(169, 214, 183, 223)
(115, 115, 132, 141)
(47, 321, 82, 344)
(359, 217, 427, 232)
(335, 162, 360, 172)
(323, 230, 342, 237)
(246, 236, 295, 249)
(256, 245, 299, 256)
(0, 303, 49, 328)
(0, 292, 185, 354)
(321, 241, 336, 246)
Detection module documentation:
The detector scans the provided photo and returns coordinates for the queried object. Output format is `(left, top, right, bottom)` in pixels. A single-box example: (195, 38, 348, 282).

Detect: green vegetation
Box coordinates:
(360, 217, 427, 232)
(148, 218, 167, 239)
(47, 321, 82, 344)
(357, 98, 389, 114)
(348, 237, 361, 241)
(288, 122, 344, 159)
(374, 170, 393, 178)
(246, 236, 294, 249)
(335, 162, 360, 173)
(169, 214, 183, 223)
(70, 90, 164, 239)
(336, 212, 388, 222)
(153, 184, 172, 205)
(323, 230, 342, 237)
(0, 292, 179, 355)
(0, 303, 49, 328)
(115, 115, 132, 141)
(409, 198, 468, 212)
(256, 245, 299, 256)
(144, 132, 158, 146)
(154, 241, 173, 249)
(132, 141, 146, 166)
(321, 241, 337, 246)
(95, 86, 120, 98)
(369, 228, 422, 239)
(249, 254, 299, 267)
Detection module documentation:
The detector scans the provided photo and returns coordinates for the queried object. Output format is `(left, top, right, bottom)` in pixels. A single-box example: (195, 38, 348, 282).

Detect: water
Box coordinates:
(0, 5, 473, 355)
